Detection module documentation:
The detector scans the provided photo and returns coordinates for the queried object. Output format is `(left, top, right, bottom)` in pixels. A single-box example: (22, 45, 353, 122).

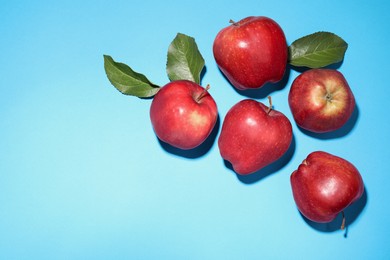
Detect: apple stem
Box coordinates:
(340, 211, 346, 230)
(196, 84, 210, 103)
(229, 19, 239, 26)
(267, 96, 273, 114)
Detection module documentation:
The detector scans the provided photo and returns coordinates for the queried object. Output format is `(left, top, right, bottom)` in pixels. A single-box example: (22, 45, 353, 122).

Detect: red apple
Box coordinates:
(213, 16, 288, 90)
(288, 69, 355, 133)
(290, 151, 364, 228)
(150, 80, 218, 150)
(218, 97, 292, 175)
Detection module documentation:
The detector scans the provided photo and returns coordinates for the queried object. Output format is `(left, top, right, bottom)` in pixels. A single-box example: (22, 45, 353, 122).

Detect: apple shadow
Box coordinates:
(158, 114, 220, 159)
(300, 186, 368, 236)
(200, 65, 207, 85)
(217, 64, 291, 100)
(297, 103, 360, 140)
(223, 134, 296, 184)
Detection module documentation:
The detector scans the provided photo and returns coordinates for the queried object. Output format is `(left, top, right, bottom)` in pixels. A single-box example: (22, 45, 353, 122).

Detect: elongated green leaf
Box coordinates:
(103, 55, 160, 98)
(288, 32, 348, 68)
(166, 33, 205, 84)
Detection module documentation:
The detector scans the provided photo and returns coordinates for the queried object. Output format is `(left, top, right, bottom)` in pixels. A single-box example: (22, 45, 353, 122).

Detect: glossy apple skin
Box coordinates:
(218, 99, 292, 175)
(290, 151, 364, 223)
(288, 69, 355, 133)
(150, 80, 218, 150)
(213, 16, 288, 90)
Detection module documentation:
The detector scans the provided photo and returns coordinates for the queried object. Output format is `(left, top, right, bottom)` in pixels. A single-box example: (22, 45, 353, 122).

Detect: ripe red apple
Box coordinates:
(290, 151, 364, 228)
(288, 69, 355, 133)
(213, 16, 288, 90)
(150, 80, 218, 150)
(218, 97, 292, 175)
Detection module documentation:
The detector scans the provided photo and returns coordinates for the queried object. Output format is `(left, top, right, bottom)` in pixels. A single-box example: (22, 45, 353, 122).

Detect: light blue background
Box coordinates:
(1, 0, 389, 259)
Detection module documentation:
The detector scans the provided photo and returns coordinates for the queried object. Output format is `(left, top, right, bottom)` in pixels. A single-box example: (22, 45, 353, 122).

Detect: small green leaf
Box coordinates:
(288, 32, 348, 68)
(103, 55, 160, 98)
(166, 33, 205, 84)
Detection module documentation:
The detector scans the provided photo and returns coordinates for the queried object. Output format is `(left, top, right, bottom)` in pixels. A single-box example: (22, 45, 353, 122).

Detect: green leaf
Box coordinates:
(288, 32, 348, 68)
(103, 55, 160, 98)
(166, 33, 205, 84)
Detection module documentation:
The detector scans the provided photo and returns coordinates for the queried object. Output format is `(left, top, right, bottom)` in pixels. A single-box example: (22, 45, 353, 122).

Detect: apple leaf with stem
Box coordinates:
(288, 32, 348, 68)
(166, 33, 205, 84)
(103, 55, 160, 98)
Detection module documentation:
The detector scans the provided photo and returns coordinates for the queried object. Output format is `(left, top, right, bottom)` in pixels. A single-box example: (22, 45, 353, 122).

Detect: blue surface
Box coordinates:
(1, 1, 389, 259)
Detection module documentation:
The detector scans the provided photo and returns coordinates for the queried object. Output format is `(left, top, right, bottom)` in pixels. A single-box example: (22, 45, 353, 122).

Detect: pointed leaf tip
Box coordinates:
(166, 33, 205, 84)
(103, 55, 160, 98)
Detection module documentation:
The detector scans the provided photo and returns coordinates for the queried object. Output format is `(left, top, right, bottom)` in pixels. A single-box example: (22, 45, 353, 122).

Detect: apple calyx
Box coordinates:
(196, 84, 211, 103)
(325, 92, 333, 103)
(267, 96, 273, 114)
